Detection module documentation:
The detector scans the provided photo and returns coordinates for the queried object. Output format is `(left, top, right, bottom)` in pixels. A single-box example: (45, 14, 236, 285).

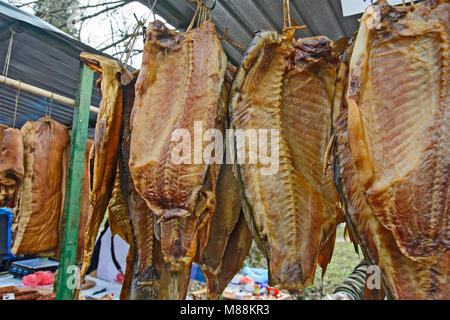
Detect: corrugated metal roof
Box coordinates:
(0, 1, 114, 137)
(140, 0, 363, 65)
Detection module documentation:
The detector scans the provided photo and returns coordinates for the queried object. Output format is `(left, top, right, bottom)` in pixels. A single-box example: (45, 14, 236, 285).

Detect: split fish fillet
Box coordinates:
(129, 20, 227, 299)
(332, 0, 449, 300)
(11, 117, 69, 255)
(78, 52, 126, 282)
(0, 125, 23, 208)
(346, 0, 449, 264)
(118, 71, 162, 300)
(229, 29, 343, 289)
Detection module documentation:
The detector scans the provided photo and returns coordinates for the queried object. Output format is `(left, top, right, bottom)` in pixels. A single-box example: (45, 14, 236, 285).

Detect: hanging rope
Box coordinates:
(219, 28, 247, 50)
(187, 0, 202, 32)
(49, 93, 54, 118)
(2, 29, 15, 81)
(283, 0, 307, 35)
(45, 93, 54, 119)
(401, 0, 415, 8)
(12, 81, 21, 129)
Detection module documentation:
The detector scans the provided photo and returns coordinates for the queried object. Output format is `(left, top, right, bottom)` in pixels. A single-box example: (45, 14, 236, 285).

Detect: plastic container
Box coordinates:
(0, 208, 14, 259)
(189, 263, 206, 283)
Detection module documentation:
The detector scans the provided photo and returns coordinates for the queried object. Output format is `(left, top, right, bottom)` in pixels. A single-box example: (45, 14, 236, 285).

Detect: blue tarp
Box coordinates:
(0, 207, 14, 258)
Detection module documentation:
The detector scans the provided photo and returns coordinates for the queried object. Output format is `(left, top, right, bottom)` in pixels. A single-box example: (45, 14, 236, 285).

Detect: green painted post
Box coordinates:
(55, 62, 94, 300)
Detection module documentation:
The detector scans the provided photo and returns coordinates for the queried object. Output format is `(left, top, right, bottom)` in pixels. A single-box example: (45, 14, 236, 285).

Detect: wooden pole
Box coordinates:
(0, 75, 99, 114)
(55, 62, 94, 300)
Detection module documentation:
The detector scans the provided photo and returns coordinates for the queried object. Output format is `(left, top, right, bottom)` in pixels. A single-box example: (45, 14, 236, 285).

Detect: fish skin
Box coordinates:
(332, 4, 450, 298)
(211, 211, 252, 299)
(107, 171, 134, 300)
(11, 117, 70, 255)
(129, 20, 226, 220)
(0, 126, 23, 208)
(281, 36, 344, 279)
(79, 53, 125, 282)
(194, 64, 253, 300)
(199, 207, 252, 300)
(77, 139, 93, 263)
(195, 164, 249, 300)
(346, 0, 449, 263)
(229, 29, 342, 289)
(129, 20, 227, 299)
(118, 71, 161, 300)
(0, 128, 24, 186)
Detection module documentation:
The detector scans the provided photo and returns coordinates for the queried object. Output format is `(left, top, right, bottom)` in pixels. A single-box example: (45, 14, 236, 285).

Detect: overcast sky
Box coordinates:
(13, 0, 172, 68)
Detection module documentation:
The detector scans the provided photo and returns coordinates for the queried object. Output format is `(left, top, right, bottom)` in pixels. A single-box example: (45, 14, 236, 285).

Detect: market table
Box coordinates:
(0, 274, 122, 300)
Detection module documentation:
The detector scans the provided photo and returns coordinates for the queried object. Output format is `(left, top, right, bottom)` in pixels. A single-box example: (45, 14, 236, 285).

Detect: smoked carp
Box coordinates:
(0, 125, 23, 208)
(332, 0, 449, 299)
(195, 65, 253, 300)
(229, 29, 343, 289)
(119, 71, 162, 300)
(11, 117, 70, 255)
(78, 52, 128, 282)
(129, 20, 227, 299)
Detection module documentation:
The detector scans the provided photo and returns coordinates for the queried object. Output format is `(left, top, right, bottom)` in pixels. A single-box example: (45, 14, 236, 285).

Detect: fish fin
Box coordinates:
(318, 230, 337, 278)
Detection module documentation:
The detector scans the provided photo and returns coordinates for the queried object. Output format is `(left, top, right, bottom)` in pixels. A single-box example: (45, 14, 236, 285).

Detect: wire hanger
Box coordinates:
(283, 0, 307, 37)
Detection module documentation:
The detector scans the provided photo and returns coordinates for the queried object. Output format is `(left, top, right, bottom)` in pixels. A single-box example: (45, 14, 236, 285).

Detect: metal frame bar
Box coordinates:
(0, 75, 99, 114)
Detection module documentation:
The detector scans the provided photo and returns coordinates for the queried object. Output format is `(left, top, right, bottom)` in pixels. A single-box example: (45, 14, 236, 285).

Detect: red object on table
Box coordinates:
(238, 275, 253, 285)
(267, 286, 280, 296)
(114, 271, 124, 284)
(22, 271, 54, 287)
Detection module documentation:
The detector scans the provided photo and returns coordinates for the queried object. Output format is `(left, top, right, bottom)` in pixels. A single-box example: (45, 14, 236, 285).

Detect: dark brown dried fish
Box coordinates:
(129, 20, 227, 299)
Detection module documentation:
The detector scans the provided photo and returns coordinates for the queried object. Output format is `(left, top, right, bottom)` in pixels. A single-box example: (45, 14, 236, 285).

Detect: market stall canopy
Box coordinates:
(137, 0, 364, 66)
(0, 1, 112, 136)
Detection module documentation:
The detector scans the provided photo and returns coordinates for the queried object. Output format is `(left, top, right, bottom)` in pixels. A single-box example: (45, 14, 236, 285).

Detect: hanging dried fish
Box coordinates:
(118, 71, 162, 300)
(129, 18, 227, 299)
(195, 165, 252, 300)
(229, 27, 343, 289)
(106, 171, 135, 300)
(194, 65, 253, 300)
(0, 127, 24, 186)
(11, 117, 70, 255)
(333, 0, 449, 299)
(0, 125, 23, 208)
(78, 53, 129, 283)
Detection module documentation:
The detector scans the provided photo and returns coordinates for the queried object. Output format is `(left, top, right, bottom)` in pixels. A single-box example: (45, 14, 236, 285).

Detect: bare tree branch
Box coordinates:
(100, 33, 133, 51)
(42, 0, 125, 17)
(57, 2, 126, 29)
(15, 1, 39, 8)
